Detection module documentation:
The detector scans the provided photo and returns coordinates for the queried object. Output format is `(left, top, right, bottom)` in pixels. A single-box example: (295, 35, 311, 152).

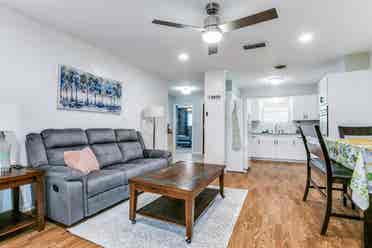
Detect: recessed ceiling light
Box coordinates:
(298, 32, 314, 44)
(175, 86, 195, 95)
(178, 53, 189, 62)
(267, 76, 285, 85)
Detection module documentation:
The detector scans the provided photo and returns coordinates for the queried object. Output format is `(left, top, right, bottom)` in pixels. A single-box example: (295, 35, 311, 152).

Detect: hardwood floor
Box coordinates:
(0, 161, 362, 248)
(225, 161, 361, 248)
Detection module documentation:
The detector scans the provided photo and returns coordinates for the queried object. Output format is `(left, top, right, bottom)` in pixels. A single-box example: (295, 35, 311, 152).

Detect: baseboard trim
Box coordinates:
(226, 170, 247, 174)
(250, 157, 306, 163)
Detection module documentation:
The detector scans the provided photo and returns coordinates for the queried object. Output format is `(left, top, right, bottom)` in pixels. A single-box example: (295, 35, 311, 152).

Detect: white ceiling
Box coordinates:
(4, 0, 372, 92)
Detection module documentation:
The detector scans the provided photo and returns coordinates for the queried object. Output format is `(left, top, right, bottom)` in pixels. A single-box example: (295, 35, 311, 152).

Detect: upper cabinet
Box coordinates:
(247, 94, 319, 122)
(290, 94, 319, 121)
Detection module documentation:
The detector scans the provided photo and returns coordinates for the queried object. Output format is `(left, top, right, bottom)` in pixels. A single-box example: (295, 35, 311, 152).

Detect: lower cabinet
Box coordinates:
(248, 135, 306, 161)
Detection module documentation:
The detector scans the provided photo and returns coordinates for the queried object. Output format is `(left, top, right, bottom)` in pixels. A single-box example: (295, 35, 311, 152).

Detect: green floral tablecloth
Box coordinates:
(325, 138, 372, 210)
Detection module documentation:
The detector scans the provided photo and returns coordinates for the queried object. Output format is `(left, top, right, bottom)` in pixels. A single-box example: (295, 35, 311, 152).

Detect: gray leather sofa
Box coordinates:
(26, 128, 172, 226)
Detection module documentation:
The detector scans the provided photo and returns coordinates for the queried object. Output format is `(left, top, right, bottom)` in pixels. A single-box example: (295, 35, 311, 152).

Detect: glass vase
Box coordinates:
(0, 131, 11, 175)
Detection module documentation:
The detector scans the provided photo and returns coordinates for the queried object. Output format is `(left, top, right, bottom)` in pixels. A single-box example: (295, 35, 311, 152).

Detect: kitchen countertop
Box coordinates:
(249, 132, 300, 137)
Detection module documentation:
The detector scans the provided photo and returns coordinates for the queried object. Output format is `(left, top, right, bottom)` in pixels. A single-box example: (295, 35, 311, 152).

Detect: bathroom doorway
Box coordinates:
(174, 105, 193, 153)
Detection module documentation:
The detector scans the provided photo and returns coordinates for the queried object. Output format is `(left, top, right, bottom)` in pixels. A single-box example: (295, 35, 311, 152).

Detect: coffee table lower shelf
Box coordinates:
(137, 187, 219, 226)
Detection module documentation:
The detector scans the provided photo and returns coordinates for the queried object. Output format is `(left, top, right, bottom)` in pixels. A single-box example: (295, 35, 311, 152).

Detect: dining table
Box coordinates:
(325, 137, 372, 248)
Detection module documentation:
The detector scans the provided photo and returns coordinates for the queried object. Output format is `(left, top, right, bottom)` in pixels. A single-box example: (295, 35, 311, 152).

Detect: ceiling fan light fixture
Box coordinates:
(202, 27, 223, 44)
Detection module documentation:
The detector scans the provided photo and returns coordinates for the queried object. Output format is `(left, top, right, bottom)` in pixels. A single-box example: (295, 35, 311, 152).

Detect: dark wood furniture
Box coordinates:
(338, 126, 372, 138)
(129, 161, 225, 243)
(299, 125, 360, 235)
(0, 168, 45, 237)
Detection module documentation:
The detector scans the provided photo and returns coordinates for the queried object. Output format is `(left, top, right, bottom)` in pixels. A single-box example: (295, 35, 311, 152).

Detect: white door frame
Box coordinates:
(173, 104, 193, 153)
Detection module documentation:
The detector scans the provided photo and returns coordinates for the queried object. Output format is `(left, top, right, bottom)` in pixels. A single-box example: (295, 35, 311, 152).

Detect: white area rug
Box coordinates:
(68, 187, 248, 248)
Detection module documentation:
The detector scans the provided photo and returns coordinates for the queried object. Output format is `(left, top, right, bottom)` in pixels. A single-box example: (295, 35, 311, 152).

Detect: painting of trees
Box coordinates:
(57, 65, 122, 114)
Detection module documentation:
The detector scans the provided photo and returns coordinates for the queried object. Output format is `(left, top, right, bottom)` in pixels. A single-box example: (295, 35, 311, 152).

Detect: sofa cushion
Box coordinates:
(91, 143, 124, 168)
(41, 129, 88, 149)
(46, 145, 88, 166)
(118, 142, 144, 162)
(104, 158, 168, 184)
(115, 129, 139, 142)
(86, 129, 116, 145)
(86, 170, 125, 197)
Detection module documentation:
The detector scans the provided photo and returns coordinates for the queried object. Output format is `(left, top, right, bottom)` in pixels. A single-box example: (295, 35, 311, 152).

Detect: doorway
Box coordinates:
(174, 105, 193, 153)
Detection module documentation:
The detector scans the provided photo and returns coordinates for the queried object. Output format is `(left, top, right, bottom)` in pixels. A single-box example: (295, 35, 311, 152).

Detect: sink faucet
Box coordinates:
(274, 123, 279, 134)
(274, 123, 284, 134)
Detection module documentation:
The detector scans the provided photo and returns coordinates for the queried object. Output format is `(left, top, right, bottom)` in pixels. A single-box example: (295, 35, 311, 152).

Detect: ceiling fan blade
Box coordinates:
(208, 45, 218, 55)
(219, 8, 278, 33)
(152, 19, 205, 31)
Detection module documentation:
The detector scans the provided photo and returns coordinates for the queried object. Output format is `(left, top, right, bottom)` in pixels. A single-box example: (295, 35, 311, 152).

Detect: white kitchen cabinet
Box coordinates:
(306, 95, 319, 120)
(248, 135, 306, 162)
(275, 138, 293, 160)
(260, 136, 276, 158)
(254, 136, 270, 158)
(248, 136, 258, 157)
(291, 96, 306, 121)
(279, 137, 306, 161)
(291, 95, 319, 121)
(248, 136, 274, 158)
(292, 138, 307, 160)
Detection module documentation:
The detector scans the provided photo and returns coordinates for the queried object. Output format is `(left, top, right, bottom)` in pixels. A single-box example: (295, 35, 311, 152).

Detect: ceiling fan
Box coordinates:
(152, 2, 278, 55)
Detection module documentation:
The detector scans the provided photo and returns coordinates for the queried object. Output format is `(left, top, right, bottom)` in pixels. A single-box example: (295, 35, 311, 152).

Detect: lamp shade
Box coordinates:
(144, 106, 165, 118)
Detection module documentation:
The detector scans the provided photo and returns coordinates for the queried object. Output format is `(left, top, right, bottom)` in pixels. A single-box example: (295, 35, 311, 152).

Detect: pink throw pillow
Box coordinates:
(64, 147, 99, 174)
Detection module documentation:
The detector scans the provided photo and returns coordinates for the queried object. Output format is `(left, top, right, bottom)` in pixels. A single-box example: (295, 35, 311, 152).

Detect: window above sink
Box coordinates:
(260, 97, 290, 123)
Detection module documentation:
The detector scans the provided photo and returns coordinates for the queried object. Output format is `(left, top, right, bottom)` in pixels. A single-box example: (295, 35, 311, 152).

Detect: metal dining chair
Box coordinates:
(299, 125, 360, 235)
(338, 126, 372, 138)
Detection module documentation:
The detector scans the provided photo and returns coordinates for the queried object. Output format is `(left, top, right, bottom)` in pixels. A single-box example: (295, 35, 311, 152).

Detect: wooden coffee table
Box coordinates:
(129, 161, 225, 243)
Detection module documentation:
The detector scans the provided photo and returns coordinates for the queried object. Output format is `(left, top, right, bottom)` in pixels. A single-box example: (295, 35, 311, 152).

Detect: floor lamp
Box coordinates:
(144, 106, 165, 149)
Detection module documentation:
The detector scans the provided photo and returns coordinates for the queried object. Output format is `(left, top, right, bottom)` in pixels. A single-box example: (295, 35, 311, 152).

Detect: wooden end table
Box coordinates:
(129, 161, 225, 243)
(0, 167, 45, 237)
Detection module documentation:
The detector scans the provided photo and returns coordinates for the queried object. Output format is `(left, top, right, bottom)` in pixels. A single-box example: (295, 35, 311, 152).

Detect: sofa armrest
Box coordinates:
(38, 165, 86, 181)
(144, 149, 172, 159)
(144, 149, 172, 166)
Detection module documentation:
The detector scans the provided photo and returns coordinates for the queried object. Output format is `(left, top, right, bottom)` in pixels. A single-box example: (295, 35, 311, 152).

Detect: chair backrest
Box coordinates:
(299, 125, 333, 178)
(338, 126, 372, 138)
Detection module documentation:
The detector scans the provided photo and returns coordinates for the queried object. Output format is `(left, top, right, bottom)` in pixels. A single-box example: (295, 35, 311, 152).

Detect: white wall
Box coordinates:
(327, 70, 372, 138)
(0, 7, 169, 211)
(242, 84, 318, 98)
(168, 93, 203, 154)
(204, 70, 226, 165)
